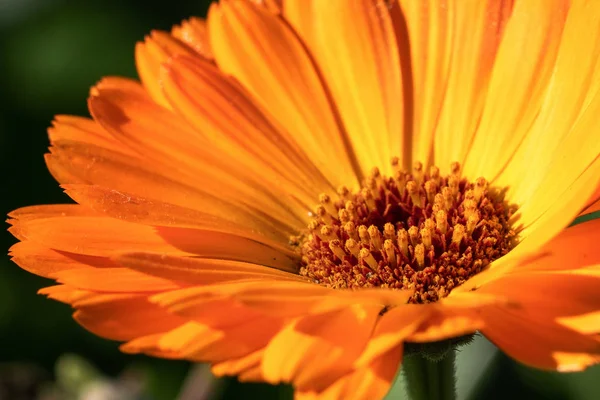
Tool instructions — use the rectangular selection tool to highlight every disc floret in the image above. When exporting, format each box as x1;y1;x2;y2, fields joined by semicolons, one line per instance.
296;160;516;304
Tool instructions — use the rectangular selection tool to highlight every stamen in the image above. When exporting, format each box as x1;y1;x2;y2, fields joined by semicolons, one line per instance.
337;186;350;201
368;225;383;250
360;248;379;271
408;226;420;247
424;180;437;204
415;244;425;269
474;177;487;203
406;181;422;208
329;239;346;261
466;215;479;236
450;161;461;176
345;239;361;259
319;193;337;217
436;210;448;234
338;209;350;224
397;229;409;258
421;227;432;249
319;225;337;242
451;224;465;247
413;161;424;183
358;225;370;245
316;205;333;225
297;160;516;304
383;223;396;240
383;239;397;268
394;170;406;196
344;221;359;241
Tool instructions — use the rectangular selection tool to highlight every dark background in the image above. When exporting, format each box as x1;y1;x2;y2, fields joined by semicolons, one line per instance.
0;1;598;399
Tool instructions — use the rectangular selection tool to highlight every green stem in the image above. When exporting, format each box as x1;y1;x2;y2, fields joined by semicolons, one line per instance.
402;350;456;400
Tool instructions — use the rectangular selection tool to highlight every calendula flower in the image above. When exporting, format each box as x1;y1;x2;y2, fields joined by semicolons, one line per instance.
8;0;600;399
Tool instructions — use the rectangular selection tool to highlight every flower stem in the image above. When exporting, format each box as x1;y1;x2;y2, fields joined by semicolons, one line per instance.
402;350;456;400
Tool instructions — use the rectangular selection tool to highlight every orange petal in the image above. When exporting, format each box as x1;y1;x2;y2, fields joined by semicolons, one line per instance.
454;219;600;293
208;0;360;187
9;208;297;270
161;55;333;205
580;173;600;216
116;252;305;286
297;346;402;400
478;271;600;316
354;305;426;367
46;140;287;243
62;184;292;252
171;17;214;60
462;0;567;179
262;305;381;391
135;30;197;107
479;304;600;371
518;218;600;273
492;0;600;234
73;295;186;341
307;0;406;174
211;349;264;378
48;115;134;155
10;240;115;279
433;0;517;172
123;315;283;364
53;268;179;293
88;78;304;232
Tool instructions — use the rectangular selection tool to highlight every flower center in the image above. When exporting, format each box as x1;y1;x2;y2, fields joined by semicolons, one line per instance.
294;160;517;304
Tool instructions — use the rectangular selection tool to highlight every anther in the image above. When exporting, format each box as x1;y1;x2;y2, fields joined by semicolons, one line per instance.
436;210;448;234
345;201;357;220
424;180;437;204
383;223;396;240
384;239;397;268
450;161;461;177
415;244;425;269
345;239;361;258
420;227;432;249
466;214;480;236
344;221;359;241
361;188;377;211
397;229;409;258
308;220;321;232
406;181;422;208
329;239;346;261
337;186;350;201
442;187;454;210
424;218;436;232
368;225;383;250
394;170;406;196
316;205;332;225
408;226;419;247
430;166;440;185
338;209;350;224
391;156;400;171
448;176;460;197
359;248;379;271
413;161;423;183
358;225;370;245
319;193;337;217
319;225;337;242
451;224;466;246
474;177;487;203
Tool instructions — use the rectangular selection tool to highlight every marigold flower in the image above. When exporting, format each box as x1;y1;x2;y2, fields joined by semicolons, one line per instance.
8;0;600;399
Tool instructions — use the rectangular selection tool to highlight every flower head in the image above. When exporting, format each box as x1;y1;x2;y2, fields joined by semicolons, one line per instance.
8;0;600;399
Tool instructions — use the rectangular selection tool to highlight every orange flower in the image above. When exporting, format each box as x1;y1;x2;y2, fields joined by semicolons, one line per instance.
8;0;600;399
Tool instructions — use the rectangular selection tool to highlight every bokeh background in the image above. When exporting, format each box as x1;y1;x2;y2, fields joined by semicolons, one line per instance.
0;1;598;399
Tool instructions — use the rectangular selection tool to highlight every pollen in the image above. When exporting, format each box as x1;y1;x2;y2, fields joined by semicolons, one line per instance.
295;160;517;304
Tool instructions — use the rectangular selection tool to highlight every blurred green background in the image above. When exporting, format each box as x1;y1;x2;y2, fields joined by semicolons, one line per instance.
0;0;598;399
